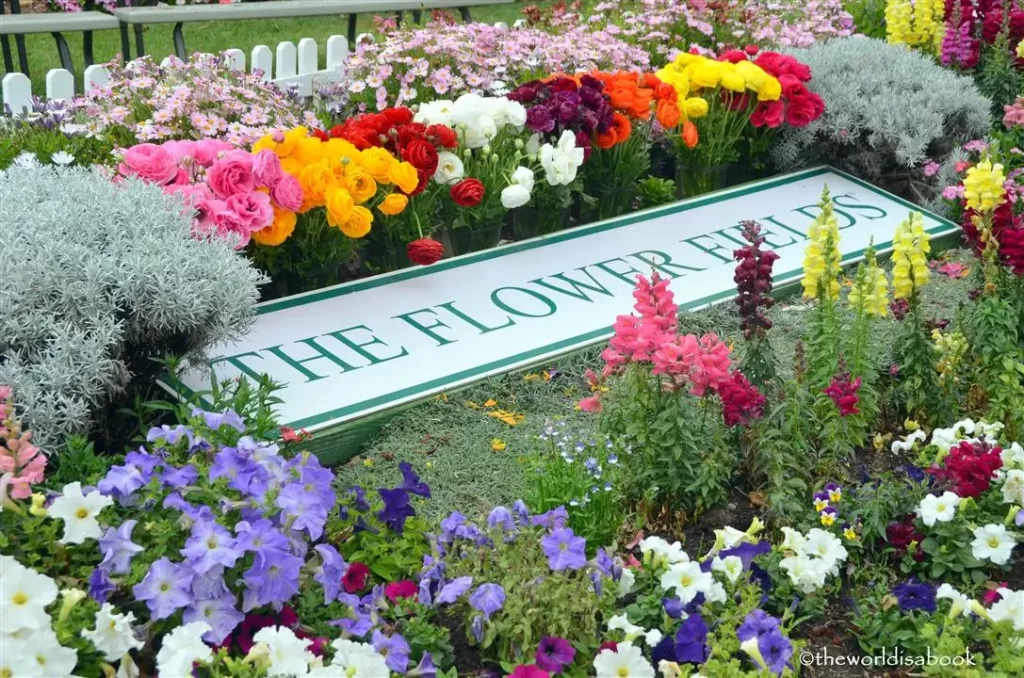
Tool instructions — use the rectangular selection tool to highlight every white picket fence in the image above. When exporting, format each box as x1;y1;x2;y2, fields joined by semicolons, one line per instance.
1;33;355;115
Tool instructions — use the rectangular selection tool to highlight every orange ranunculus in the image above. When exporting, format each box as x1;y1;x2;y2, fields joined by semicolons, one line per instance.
655;81;677;102
610;112;632;142
609;86;635;111
642;73;663;91
595;128;618;149
682;121;699;150
631;89;654;119
251;208;297;246
656;100;681;129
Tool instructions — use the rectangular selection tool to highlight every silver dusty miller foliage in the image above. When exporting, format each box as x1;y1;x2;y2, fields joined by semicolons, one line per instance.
775;37;991;199
0;165;264;449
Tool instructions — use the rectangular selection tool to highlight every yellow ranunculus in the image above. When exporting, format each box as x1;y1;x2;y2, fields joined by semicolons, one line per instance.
251;208;297;246
388;161;420;194
691;61;722;89
280;157;303;177
323;138;361;166
292;136;326;167
325;186;355;227
719;67;746;93
346;170;378;204
378;193;409;216
297;161;338;212
359;147;397;183
683;97;709;119
756;75;782;102
735;60;767;93
253;126;309;159
340;205;373;238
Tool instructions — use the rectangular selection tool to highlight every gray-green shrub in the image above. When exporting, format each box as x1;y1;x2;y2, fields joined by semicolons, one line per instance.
774;37;991;201
0;165;263;449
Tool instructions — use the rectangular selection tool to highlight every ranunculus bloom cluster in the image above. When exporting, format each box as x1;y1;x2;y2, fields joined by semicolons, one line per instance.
930;440;1004;498
732;220;780;339
730;51;825;129
510;74;619;159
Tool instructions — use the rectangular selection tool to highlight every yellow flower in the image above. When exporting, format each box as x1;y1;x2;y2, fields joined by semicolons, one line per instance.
378;193;409;216
359;147;396;183
756;75;782;102
280;157;303;177
963;159;1006;213
683;97;709;119
322;138;360;166
297;162;338;212
324;186;355;227
484;399;497;407
891;212;931;299
719;67;746;93
801;186;842;301
848;250;889;317
345;170;378;204
491;438;507;452
843;526;858;541
251;208;297;246
253;126;309;159
29;493;47;517
388;161;420;194
814;498;830;512
340;205;373;238
820;512;836;527
487;409;524;426
691;61;722;89
363;458;374;467
1017;40;1024;59
292;136;326;167
735;60;768;93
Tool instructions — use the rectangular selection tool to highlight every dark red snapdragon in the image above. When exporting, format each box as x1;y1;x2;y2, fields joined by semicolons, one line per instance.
732;220;780;340
719;371;767;427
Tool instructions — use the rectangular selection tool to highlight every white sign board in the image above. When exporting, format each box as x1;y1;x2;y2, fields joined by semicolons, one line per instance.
170;168;957;431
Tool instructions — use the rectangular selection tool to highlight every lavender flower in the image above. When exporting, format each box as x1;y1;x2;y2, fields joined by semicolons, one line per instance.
160;463;199;489
210;446;269;497
436;576;474;605
98;519;144;574
486;506;515;532
531;506;569;529
146;424;195;447
469;583;506;621
133;557;195;620
181;518;242;574
242;550;303;611
191;565;231;600
183;594;244;645
192;407;245;433
97;464;146;500
314;544;347;604
89;568;116;604
540;528;587;571
372;630;411;673
277;481;330;540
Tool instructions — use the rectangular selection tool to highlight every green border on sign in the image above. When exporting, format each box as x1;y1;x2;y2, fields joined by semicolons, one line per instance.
165;166;960;432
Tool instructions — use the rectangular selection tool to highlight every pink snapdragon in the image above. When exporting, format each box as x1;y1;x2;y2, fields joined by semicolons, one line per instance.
0;386;47;499
1004;97;1024;129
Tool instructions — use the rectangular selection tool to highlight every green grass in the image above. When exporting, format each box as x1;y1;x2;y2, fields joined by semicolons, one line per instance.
333;250;978;520
1;3;531;92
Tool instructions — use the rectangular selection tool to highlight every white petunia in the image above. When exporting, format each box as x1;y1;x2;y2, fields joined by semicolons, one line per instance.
645;629;664;647
433;151;465;184
117;653;141;678
156;622;213;676
329;639;390;677
83;603;144;660
608;613;645;642
917;491;961;527
639;536;688;567
252;626;314;676
804;528;849;573
705;581;727;605
712;555;744;584
892;429;928;453
1001;442;1024;470
780;554;829;594
617;567;636;597
46;481;114;544
936;583;973;619
971;524;1016;565
780;527;806;554
13;626;79;677
593;641;656;678
988;588;1024;631
1001;469;1024;506
659;561;712;603
0;555;58;633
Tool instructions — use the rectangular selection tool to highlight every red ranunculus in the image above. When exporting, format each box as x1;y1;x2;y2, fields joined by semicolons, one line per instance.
779;73;808;99
426;124;458;148
785;96;819;128
403;139;439;174
407;238;445;266
342;562;370;593
383;106;415;127
751;100;785;128
385;580;419;601
719;49;748;63
450;178;485;207
744;44;760;55
312;128;330;141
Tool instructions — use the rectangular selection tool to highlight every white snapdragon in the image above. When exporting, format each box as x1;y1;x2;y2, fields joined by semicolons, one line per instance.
971;524;1016;565
916;491;961;526
46;481;114;544
892;429;927;453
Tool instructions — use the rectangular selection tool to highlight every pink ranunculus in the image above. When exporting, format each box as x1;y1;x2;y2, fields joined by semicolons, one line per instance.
160;140;198;163
226;191;273;232
193;139;235;167
118;143;179;185
270;173;304;212
252;150;283;188
194;196;227;234
212;206;252;248
207;151;255;199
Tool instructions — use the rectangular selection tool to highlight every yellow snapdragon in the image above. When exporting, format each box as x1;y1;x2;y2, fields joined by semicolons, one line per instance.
933;329;969;386
1017;40;1024;59
886;0;945;54
802;186;842;301
891;212;931;299
963;159;1007;213
849;250;890;317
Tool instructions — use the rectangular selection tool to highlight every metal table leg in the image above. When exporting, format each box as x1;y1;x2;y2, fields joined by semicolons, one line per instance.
133;23;144;58
119;24;131;61
458;6;472;22
51;31;74;72
347;14;357;45
172;21;186;59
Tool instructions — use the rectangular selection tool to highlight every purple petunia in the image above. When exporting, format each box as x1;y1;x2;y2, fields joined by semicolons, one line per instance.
99;519;144;574
469;583;505;621
737;610;780;643
89;568;116;604
535;636;576;673
511;500;530;525
125;447;165;476
759;628;794;675
531;506;568;529
181;518;242;574
242;550;303;612
486;506;514;532
377;488;416;534
133;557;194;620
674;613;710;664
720;541;772;570
160;463;199;489
348;486;371;511
192;407;246;433
1015;509;1023;527
540;527;587;571
183;594;245;645
277;481;330;541
436;576;473;605
663;596;684;619
146;424;195;448
372;630;411;673
398;461;431;498
892;578;937;613
191;565;231;600
314;544;347;604
97;464;146;500
234;518;290;554
210;446;269;497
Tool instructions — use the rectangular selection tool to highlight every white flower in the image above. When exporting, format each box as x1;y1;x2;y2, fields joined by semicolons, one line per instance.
0;555;58;633
13;151;39;169
1001;442;1024;470
608;613;645;642
1;625;78;677
617;567;636;597
639;536;688;567
705;581;727;604
658;660;682;678
593;641;656;678
645;629;664;647
501;184;531;209
659;561;712;603
525;132;542;155
156;622;213;677
510;165;535;192
329;639;390;677
988;588;1024;631
780;527;806;554
51;151;75;166
252;626;314;676
971;524;1016;565
892;429;927;453
433;151;465;184
917;491;961;527
780;554;828;594
117;653;141;678
539;130;584;186
712;555;744;584
936;583;973;618
804;528;848;572
83;603;143;660
461;114;498;148
47;481;113;544
1001;469;1024;506
413;99;455;125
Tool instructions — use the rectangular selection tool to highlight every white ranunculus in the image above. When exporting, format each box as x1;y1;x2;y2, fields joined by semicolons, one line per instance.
47;481;113;544
413;99;455;125
972;524;1016;565
510;165;535;192
0;555;58;634
593;642;655;678
917;491;961;527
433;152;465;184
84;603;144;660
500;184;531;209
156;622;213;676
461;113;498;149
659;561;713;603
539;130;585;186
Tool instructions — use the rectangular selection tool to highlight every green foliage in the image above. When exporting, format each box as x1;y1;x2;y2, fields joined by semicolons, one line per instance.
635;175;677;210
0;120;115;170
977;30;1024;116
844;0;887;39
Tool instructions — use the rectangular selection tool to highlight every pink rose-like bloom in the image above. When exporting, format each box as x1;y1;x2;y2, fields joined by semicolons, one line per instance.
194;139;235;167
207;151;255;199
252;150;283;188
161;140;198;163
578;395;603;413
922;160;941;178
226;191;273;232
270;173;304;212
212;205;252;248
119;143;179;185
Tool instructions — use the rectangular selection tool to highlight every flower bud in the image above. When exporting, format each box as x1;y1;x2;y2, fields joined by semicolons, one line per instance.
58;588;87;623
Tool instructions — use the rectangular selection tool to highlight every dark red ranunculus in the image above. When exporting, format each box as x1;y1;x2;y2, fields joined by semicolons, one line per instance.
426;123;459;148
719;49;748;63
450;178;485;208
785;96;819;128
407;238;445;266
383;106;415;127
342;562;371;593
402;139;439;175
751;100;785;128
